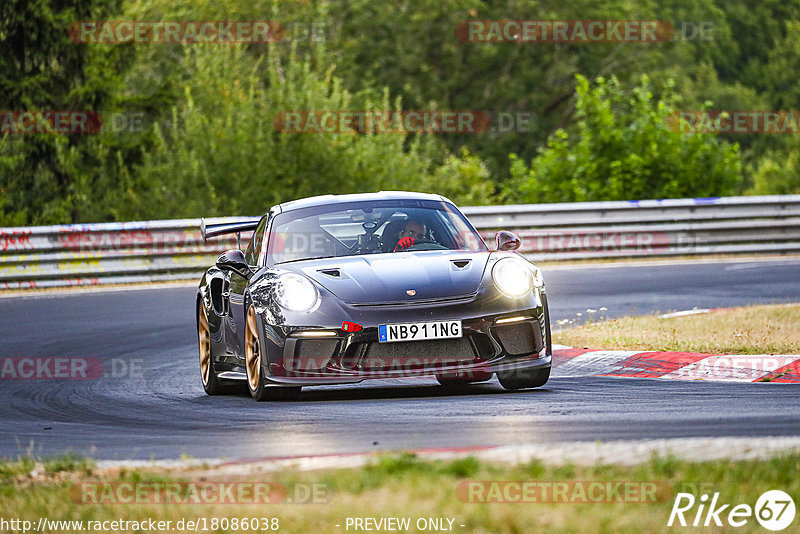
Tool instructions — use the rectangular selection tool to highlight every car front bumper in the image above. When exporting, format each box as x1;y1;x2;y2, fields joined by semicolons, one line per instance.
257;286;552;386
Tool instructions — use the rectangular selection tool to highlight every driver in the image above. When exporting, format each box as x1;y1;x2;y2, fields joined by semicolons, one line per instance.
393;219;427;251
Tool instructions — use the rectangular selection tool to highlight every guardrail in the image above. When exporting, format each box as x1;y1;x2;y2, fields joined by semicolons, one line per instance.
464;194;800;260
2;195;799;289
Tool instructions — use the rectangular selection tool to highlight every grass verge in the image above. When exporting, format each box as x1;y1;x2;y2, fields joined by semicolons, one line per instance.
554;303;800;355
0;452;798;533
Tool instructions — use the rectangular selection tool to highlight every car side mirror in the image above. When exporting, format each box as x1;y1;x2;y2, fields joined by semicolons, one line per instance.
495;231;521;251
216;250;253;279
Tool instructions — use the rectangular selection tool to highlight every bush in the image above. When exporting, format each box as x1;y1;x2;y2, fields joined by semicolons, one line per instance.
506;75;742;203
120;45;442;219
748;149;800;195
416;148;495;206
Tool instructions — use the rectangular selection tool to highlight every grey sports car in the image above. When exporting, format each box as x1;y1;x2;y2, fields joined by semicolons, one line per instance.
197;191;551;400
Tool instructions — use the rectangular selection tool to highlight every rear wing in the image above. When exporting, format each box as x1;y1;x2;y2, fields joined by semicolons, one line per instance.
200;216;261;245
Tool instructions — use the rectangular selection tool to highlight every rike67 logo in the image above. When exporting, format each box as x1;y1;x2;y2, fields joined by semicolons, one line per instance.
668;490;796;530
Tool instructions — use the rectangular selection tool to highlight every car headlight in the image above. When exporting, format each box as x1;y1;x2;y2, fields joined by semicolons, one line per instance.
274;273;320;312
492;258;533;298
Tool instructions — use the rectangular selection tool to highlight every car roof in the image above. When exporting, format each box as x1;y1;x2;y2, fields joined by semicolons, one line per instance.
272;191;453;214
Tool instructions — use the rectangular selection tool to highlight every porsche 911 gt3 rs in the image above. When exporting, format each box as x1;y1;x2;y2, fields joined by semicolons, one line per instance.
197;191;551;400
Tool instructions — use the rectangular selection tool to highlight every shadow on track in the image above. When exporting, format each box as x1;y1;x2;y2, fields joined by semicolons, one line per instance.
223;381;555;403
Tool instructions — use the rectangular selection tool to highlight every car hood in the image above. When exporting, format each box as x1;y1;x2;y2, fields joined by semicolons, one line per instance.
285;251;491;304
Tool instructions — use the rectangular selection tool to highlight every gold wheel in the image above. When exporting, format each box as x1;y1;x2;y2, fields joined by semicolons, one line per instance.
245;306;261;391
198;305;211;386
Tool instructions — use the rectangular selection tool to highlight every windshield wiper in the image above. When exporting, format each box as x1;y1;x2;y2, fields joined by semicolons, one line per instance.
275;256;337;265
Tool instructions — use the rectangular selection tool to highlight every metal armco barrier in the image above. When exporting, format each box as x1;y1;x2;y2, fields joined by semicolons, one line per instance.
0;218;254;290
463;194;800;261
1;195;799;290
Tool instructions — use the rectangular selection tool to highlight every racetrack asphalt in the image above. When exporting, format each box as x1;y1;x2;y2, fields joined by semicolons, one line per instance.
1;258;799;460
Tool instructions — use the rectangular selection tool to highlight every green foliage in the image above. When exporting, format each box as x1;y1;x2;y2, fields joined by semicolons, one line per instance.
506;75;742;203
0;0;132;225
2;0;800;225
330;0;674;178
0;0;121;108
4;452;800;534
42;454;94;475
417;148;495;206
438;456;481;478
121;45;441;219
748;148;800;195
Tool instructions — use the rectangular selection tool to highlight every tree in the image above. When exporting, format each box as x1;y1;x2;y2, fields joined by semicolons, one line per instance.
328;0;680;179
506;74;741;203
122;44;445;219
0;0;132;224
416;148;494;206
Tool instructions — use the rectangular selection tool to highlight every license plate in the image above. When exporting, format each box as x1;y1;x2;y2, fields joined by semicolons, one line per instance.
378;320;462;343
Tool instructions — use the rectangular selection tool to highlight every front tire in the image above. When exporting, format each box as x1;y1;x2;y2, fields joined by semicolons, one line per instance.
245;305;301;401
198;304;229;395
497;366;550;391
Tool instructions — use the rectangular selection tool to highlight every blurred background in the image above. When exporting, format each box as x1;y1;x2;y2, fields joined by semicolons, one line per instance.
1;0;798;225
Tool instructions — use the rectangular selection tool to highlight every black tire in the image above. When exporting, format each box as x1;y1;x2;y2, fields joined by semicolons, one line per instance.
198;303;232;395
245;305;302;401
497;366;550;391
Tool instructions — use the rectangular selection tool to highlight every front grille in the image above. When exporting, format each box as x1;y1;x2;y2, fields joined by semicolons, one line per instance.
493;322;543;356
356;337;479;370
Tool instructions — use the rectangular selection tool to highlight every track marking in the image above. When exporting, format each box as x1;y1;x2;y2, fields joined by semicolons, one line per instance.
553;347;800;383
658;308;719;319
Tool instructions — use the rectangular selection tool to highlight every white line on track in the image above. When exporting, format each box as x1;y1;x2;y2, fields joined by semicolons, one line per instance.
0;281;195;299
658;309;714;319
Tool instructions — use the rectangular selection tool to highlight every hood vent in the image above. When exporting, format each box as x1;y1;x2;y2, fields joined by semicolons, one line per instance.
451;259;471;270
318;268;341;278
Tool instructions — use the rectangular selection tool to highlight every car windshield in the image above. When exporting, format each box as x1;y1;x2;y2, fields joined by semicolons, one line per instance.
266;199;487;265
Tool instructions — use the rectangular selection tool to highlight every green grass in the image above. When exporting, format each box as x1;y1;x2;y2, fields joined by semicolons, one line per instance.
554;303;800;355
0;454;94;484
1;452;798;533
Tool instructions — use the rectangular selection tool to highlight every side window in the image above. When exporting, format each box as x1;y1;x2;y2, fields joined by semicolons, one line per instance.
245;216;268;265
